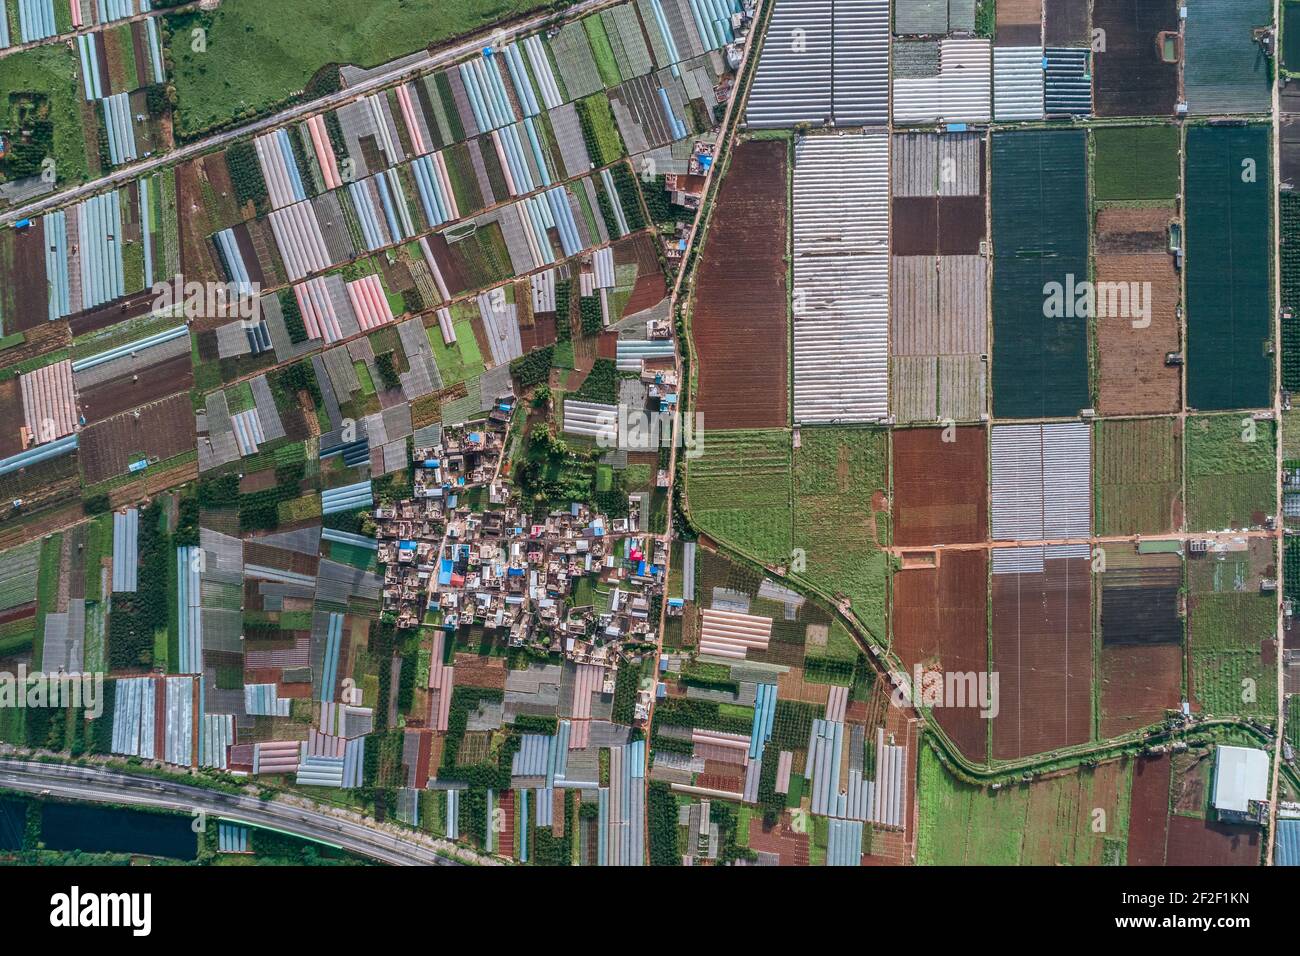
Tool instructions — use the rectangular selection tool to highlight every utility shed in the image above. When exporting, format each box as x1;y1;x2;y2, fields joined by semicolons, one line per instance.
1212;745;1269;821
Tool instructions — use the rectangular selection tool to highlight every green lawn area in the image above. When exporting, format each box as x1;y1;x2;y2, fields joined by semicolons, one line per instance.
429;318;484;386
1093;125;1181;202
1185;414;1276;531
0;45;90;189
165;0;551;139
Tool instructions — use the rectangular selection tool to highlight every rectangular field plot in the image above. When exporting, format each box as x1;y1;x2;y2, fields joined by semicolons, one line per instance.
79;393;196;484
892;550;988;762
990;130;1089;419
1093;207;1181;416
1186;539;1278;719
1185;125;1272;412
893;425;987;546
791;427;889;637
918;747;1133;865
691;138;789;430
1093;125;1180;202
1125;753;1171;865
1093;417;1182;536
1185;414;1276;532
1092;0;1179;117
990;545;1092;759
1098;548;1183;737
687;429;792;566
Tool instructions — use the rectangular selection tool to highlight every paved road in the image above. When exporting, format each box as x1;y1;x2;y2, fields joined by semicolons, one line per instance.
0;0;618;227
0;756;471;866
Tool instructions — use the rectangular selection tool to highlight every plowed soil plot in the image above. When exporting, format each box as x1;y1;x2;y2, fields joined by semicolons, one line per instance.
892;197;985;256
691;139;789;429
79;393;196;484
891;549;989;762
1;221;51;333
1093;0;1179;117
77;353;195;423
1094;211;1181;415
892;425;987;545
991;553;1092;759
0;379;25;458
176;160;220;284
997;0;1043;45
1100;644;1182;738
1126;754;1171;865
1045;0;1090;45
1165;816;1262;866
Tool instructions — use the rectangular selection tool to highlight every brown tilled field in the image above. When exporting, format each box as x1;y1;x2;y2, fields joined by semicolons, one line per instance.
1126;754;1172;865
78;392;197;484
175;160;221;285
691;138;789;429
77;353;195;423
996;0;1044;45
991;553;1093;759
892;425;988;545
0;379;26;458
1095;208;1181;415
1165;816;1262;866
2;220;51;333
1099;643;1183;737
891;549;989;762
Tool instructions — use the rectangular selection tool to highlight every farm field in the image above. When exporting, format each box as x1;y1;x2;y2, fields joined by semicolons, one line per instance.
891;550;988;762
686;429;792;566
1092;126;1181;201
0;45;91;194
1093;207;1181;416
1185;124;1273;412
790;427;890;638
1097;548;1184;737
1093;417;1182;536
1186;539;1278;718
165;0;553;138
690;137;789;429
1185;414;1276;531
991;549;1093;760
1091;0;1180;117
918;746;1133;866
892;426;987;546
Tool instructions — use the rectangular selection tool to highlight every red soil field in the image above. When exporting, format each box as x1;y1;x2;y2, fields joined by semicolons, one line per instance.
892;425;988;545
991;554;1092;759
1094;208;1181;415
2;220;50;333
77;352;195;423
1165;816;1262;866
997;0;1043;45
0;379;26;458
78;392;196;484
690;138;789;429
891;549;989;762
1099;643;1183;738
1127;754;1172;865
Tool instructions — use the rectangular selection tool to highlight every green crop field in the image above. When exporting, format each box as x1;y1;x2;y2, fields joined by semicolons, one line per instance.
0;45;91;189
1187;541;1278;718
791;427;890;639
1094;417;1182;535
918;745;1133;866
429;316;484;387
1185;414;1276;531
165;0;551;139
1093;125;1181;202
687;429;792;565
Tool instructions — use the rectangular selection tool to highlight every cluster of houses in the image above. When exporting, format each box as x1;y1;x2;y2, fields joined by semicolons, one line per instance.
375;408;668;670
